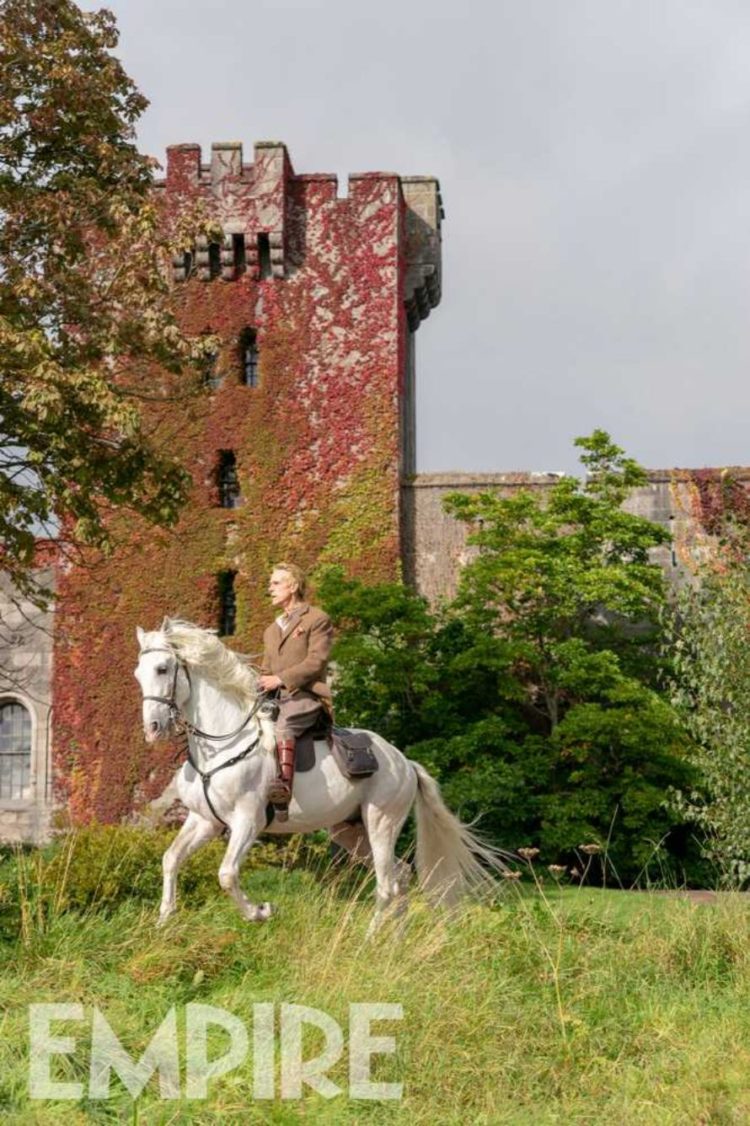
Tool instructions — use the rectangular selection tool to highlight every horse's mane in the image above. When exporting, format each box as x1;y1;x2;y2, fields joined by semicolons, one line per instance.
144;618;259;704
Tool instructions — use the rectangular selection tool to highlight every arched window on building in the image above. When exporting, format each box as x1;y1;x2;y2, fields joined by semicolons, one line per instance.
218;450;240;508
218;571;237;636
0;701;31;800
257;233;272;280
233;234;246;277
208;241;222;280
240;330;259;387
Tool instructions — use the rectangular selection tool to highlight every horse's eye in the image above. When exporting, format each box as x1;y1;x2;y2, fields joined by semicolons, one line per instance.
156;666;168;675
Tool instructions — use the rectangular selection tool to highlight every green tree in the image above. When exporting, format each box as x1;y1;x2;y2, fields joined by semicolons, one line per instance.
443;431;695;876
320;433;701;882
667;540;750;884
445;430;670;712
0;0;210;598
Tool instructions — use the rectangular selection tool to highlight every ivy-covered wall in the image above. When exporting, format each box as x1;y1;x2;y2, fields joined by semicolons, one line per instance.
52;141;443;823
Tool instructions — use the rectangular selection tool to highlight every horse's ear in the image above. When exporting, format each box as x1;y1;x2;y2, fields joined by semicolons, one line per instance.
136;626;146;649
161;616;171;634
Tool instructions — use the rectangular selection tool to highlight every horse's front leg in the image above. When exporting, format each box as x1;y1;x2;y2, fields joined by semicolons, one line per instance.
159;811;221;925
218;805;274;922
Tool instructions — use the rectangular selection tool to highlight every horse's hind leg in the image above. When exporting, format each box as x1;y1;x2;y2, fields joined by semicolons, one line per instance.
218;807;274;922
159;812;220;924
330;820;373;864
361;802;413;939
330;820;412;887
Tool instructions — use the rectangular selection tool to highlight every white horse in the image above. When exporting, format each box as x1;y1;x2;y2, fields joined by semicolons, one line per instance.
135;619;506;931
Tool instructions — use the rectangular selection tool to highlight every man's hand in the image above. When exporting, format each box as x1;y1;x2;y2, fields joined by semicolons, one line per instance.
259;674;283;692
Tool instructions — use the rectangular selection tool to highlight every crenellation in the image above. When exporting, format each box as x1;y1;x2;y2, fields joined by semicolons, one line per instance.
165;143;201;191
161;144;442;305
402;177;442;330
210;141;243;188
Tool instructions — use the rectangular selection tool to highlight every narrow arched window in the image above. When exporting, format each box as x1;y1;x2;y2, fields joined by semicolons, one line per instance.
233;234;246;277
257;233;272;280
218;572;237;636
0;701;31;800
208;241;222;280
218;450;240;508
240;330;259;387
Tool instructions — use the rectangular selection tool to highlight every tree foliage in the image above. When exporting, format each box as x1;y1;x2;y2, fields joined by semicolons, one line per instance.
0;0;211;597
320;433;701;883
667;540;750;884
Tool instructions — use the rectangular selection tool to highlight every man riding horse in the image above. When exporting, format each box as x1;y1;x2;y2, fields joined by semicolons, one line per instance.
258;562;334;820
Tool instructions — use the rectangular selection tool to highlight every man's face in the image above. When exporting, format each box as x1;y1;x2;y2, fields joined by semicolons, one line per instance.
268;569;297;608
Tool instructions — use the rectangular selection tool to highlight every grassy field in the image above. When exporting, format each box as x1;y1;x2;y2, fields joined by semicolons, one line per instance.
2;832;750;1124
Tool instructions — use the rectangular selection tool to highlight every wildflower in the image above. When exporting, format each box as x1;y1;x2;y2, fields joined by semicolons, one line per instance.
578;843;602;855
503;870;522;880
570;867;581;878
547;864;566;876
517;847;540;861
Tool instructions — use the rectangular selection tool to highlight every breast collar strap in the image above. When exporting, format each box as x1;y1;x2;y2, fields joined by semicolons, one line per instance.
185;734;262;829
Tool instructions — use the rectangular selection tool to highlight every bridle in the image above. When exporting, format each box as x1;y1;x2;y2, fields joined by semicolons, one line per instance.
139;646;266;742
138;644;273;829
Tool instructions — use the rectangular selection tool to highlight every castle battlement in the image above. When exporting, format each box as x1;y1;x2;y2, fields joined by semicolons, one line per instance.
155;139;442;327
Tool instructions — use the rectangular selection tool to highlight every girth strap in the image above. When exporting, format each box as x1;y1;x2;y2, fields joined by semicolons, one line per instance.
186;736;274;831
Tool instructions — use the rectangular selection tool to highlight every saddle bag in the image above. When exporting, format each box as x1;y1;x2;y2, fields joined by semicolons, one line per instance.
330;727;379;779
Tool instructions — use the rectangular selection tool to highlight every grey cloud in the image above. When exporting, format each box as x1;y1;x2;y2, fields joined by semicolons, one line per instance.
96;0;750;472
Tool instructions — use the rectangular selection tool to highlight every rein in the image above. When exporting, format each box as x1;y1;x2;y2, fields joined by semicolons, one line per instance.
139;645;271;829
140;646;265;742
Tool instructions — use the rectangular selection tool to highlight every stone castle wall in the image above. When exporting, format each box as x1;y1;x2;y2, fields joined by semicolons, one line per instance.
404;468;749;605
0;567;54;843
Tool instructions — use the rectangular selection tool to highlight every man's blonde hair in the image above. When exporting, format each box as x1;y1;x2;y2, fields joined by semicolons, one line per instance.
273;562;307;599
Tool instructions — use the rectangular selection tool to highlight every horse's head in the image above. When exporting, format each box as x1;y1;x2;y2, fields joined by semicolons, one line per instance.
134;622;191;743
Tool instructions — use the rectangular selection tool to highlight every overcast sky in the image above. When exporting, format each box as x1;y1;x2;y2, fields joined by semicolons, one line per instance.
97;0;750;474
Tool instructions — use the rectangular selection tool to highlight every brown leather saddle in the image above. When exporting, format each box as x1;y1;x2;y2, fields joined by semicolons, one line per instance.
294;721;379;780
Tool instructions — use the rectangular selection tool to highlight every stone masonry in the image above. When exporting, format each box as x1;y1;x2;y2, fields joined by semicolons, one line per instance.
0;566;54;843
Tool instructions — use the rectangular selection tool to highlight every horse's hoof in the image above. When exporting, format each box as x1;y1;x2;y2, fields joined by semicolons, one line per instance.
246;901;274;922
156;910;175;928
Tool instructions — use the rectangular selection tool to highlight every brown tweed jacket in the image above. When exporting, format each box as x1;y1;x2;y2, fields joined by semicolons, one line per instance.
261;603;333;700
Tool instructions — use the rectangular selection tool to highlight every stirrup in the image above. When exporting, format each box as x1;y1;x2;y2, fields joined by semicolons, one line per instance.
267;777;291;803
270;787;290;822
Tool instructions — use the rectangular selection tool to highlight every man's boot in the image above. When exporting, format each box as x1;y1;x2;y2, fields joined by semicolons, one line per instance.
268;739;296;821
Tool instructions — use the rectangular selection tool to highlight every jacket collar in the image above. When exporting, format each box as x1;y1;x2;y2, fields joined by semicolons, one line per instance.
277;602;309;642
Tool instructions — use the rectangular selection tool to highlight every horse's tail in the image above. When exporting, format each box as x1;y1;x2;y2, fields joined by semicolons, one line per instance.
411;761;511;907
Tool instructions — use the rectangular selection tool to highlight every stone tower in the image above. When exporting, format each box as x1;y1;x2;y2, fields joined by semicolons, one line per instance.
49;140;443;824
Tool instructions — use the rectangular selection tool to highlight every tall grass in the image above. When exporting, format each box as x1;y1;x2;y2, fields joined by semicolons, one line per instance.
1;829;750;1123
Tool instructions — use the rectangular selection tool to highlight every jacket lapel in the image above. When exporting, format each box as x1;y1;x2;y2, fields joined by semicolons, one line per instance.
277;603;308;649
